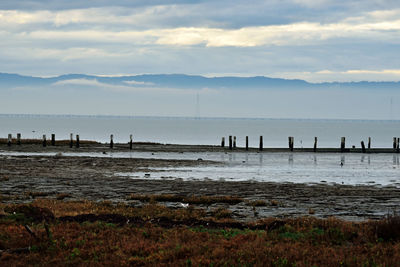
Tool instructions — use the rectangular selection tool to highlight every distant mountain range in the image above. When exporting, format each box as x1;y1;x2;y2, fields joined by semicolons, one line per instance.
1;72;399;90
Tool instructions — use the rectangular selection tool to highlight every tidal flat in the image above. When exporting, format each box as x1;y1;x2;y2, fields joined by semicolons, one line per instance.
1;142;399;222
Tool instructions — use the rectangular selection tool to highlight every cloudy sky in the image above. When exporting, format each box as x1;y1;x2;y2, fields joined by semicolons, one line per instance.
1;0;400;82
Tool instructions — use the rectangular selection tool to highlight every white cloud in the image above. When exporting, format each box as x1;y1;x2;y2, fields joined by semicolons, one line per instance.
123;80;154;86
274;69;400;82
53;78;103;87
1;11;395;48
52;78;216;94
2;5;400;82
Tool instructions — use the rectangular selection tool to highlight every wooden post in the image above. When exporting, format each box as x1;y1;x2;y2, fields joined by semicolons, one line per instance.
76;135;80;148
313;137;317;152
130;134;133;150
398;138;400;153
70;134;73;148
43;135;47;147
110;134;114;149
288;137;294;151
17;133;21;145
393;137;397;149
246;136;249;151
233;136;236;149
361;141;366;153
7;134;12;146
259;136;263;151
51;134;55;146
229;135;232;150
341;137;345;152
368;137;371;149
221;137;225;147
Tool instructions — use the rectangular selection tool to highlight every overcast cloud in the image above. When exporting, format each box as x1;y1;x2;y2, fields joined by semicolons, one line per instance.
1;0;400;82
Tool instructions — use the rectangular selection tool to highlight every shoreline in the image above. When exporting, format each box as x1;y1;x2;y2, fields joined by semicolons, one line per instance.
1;140;400;153
1;151;399;222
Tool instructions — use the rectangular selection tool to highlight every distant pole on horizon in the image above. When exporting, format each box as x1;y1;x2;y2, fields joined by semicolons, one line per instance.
195;93;200;119
390;97;394;120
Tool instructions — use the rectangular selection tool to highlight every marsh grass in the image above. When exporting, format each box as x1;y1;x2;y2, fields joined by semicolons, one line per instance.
127;193;244;205
1;199;400;266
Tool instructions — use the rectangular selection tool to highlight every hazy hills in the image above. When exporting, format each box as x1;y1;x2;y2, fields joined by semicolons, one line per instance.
1;72;399;90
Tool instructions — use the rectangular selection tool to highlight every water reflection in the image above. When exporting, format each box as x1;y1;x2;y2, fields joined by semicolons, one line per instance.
288;154;293;166
340;155;345;166
394;155;400;166
3;150;400;186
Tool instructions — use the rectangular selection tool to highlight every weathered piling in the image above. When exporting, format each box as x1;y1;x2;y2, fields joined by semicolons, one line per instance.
42;135;46;147
110;134;114;149
229;136;232;150
221;137;225;147
233;136;236;149
17;133;21;145
341;137;346;152
246;136;249;151
393;137;397;149
51;134;55;146
130;135;133;150
70;133;73;148
7;134;12;146
398;138;400;153
76;135;80;148
368;137;371;149
361;141;366;153
288;136;294;151
259;136;263;151
313;137;318;152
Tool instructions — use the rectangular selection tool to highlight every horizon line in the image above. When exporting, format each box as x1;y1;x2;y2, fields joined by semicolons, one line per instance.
0;113;399;123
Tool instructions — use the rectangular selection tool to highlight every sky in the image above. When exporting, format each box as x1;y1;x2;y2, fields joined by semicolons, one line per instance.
1;0;400;82
1;0;400;119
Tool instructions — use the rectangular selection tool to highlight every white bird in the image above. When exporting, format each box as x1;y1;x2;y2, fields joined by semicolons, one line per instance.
179;203;189;208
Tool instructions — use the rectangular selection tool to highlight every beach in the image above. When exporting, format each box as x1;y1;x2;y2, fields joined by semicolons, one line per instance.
1;142;399;222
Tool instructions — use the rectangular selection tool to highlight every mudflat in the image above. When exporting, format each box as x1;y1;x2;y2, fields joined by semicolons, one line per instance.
1;143;399;222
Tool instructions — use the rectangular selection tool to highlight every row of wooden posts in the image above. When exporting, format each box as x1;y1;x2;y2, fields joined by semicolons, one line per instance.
221;136;307;151
222;135;399;153
5;133;400;152
6;133;134;150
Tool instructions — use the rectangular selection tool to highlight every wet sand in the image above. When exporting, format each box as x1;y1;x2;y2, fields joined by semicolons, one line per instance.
1;143;400;222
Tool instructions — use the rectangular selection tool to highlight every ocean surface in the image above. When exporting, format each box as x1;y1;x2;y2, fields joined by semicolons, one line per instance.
1;114;400;148
1;115;400;185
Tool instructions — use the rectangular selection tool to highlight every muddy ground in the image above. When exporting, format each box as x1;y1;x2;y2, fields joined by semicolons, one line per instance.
1;143;400;222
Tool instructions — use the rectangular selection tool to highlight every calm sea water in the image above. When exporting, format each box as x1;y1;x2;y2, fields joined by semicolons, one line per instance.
1;115;400;148
1;150;399;186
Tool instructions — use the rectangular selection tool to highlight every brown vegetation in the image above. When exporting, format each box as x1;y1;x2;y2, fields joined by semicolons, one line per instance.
1;199;400;266
127;193;244;205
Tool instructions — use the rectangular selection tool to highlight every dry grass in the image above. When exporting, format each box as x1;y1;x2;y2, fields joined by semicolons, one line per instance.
127;193;244;205
1;199;400;266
